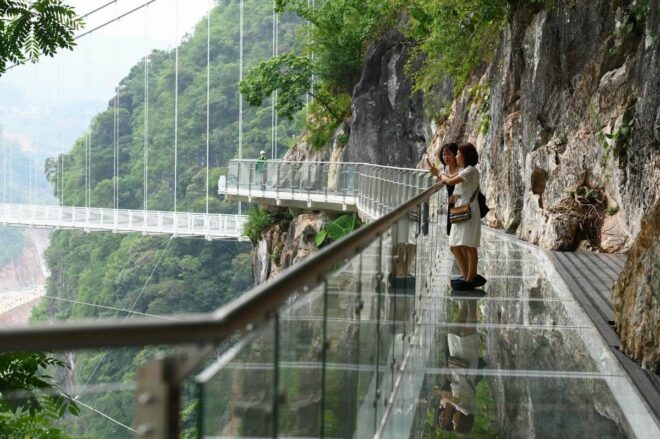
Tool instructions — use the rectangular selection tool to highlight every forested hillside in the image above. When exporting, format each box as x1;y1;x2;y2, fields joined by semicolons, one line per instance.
31;1;300;436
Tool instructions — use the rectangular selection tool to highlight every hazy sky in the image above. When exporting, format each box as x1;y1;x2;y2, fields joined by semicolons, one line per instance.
0;0;212;153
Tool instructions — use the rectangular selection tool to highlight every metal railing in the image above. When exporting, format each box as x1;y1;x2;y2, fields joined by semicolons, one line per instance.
0;203;247;240
0;180;446;438
226;160;433;219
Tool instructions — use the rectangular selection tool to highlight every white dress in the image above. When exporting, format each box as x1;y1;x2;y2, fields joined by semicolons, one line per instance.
448;166;481;248
447;332;480;414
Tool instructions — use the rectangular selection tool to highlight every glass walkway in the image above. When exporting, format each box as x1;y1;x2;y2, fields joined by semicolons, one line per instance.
1;161;657;438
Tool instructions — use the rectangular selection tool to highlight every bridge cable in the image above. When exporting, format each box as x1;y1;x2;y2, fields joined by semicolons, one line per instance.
238;0;243;216
275;7;279;158
75;399;136;434
174;0;179;213
113;0;119;210
57;53;64;207
206;0;211;219
8;132;12;204
3;0;163;73
85;35;91;210
43;295;175;320
271;1;277;159
2;130;5;204
80;237;173;392
143;4;150;215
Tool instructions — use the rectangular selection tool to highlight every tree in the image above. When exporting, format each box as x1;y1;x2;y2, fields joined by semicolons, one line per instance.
0;352;80;438
0;0;83;75
240;0;401;147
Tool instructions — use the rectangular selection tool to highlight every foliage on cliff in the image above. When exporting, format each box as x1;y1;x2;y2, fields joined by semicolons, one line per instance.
241;0;554;133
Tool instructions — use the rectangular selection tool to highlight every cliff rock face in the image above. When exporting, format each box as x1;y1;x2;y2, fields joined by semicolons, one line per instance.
428;0;659;251
341;30;430;167
613;200;659;372
0;229;49;292
253;212;330;284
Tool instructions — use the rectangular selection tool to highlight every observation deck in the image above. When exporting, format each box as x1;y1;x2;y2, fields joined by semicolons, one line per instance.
1;161;657;438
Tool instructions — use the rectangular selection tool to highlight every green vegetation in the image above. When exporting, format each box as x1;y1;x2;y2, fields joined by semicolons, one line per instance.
599;102;635;169
423;379;499;438
405;0;510;92
242;0;401;148
243;207;274;243
242;0;557;148
0;0;83;74
315;213;360;248
0;352;80;438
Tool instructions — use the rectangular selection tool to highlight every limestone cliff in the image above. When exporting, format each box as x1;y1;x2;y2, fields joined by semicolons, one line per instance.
0;229;49;292
426;0;659;252
613;200;659;372
252;210;330;285
286;1;659;253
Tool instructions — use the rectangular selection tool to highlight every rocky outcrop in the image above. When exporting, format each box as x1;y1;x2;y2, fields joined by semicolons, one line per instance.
0;229;49;292
284;122;349;163
341;30;430;167
427;0;659;251
252;211;331;284
613;200;660;372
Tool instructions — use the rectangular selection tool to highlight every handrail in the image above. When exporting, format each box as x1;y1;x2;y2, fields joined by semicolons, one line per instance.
0;182;443;353
230;158;431;174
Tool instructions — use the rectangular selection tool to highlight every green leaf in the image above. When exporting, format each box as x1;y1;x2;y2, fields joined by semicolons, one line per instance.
314;229;328;247
325;214;356;241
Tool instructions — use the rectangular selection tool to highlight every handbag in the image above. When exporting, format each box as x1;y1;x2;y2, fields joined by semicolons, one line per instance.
449;187;479;224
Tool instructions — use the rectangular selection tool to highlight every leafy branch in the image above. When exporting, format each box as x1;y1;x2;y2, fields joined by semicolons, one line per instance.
0;0;84;75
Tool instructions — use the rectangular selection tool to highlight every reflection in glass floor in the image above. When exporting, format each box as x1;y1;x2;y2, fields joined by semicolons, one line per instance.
396;229;659;439
196;225;659;438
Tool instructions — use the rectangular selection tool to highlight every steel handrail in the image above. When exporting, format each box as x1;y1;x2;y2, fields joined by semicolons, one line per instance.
229;159;430;174
0;182;443;353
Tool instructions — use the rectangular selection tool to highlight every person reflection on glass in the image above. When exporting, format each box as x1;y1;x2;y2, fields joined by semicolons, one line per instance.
437;296;483;435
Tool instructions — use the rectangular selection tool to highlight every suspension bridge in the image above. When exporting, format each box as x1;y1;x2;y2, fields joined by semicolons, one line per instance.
0;0;299;240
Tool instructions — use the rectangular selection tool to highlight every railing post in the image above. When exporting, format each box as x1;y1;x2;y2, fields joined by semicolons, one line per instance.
133;356;174;438
276;162;281;202
248;163;253;197
133;346;211;438
306;162;312;204
324;163;328;202
236;161;241;194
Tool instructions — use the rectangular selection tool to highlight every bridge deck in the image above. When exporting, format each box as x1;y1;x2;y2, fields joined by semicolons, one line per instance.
0;203;247;240
547;250;660;420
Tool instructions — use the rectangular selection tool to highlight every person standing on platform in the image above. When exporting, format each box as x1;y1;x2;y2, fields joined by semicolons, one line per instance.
439;143;486;290
256;150;267;190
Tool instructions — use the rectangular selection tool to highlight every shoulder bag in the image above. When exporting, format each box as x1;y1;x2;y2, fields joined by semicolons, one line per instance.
449;187;479;224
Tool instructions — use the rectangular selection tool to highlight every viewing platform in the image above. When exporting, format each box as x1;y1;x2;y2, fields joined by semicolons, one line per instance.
3;162;658;437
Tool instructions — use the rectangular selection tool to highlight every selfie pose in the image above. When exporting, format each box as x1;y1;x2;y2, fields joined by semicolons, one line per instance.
438;143;486;290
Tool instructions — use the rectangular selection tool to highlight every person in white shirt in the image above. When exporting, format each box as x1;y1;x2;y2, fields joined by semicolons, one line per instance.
439;143;486;291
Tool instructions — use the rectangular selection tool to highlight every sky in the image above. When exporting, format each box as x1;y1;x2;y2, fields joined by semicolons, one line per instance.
0;0;212;154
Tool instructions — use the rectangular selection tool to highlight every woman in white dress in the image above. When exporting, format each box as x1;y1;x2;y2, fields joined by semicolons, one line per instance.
439;143;485;290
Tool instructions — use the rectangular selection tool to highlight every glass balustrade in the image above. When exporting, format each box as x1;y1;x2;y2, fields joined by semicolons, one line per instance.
225;160;433;218
2;168;658;438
